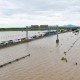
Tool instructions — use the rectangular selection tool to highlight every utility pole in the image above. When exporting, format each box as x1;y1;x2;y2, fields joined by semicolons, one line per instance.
56;25;59;43
26;26;28;39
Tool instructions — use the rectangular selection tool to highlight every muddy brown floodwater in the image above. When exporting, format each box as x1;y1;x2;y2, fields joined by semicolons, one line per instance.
0;32;80;80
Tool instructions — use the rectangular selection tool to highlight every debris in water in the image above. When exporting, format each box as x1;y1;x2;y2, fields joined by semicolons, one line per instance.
74;62;78;65
27;54;30;56
64;51;67;55
61;57;67;63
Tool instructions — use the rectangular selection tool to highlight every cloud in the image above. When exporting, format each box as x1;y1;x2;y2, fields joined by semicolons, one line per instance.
0;0;80;27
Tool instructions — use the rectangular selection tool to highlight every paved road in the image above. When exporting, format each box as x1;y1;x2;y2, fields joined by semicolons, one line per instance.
0;32;80;80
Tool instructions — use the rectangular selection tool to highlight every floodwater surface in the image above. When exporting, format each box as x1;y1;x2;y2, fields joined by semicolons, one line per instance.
0;31;45;42
0;32;80;80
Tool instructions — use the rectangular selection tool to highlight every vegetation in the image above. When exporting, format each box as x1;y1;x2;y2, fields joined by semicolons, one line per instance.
0;27;79;31
0;28;26;31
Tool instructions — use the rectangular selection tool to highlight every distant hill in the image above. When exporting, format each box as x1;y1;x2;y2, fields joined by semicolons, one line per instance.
60;24;79;28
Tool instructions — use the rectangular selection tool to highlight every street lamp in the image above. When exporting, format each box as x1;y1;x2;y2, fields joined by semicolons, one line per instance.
56;25;59;43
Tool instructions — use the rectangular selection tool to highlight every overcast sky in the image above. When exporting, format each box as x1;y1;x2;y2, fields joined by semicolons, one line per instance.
0;0;80;27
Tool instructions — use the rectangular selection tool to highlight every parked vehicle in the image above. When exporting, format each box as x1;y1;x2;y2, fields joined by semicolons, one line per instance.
28;37;33;40
13;39;20;44
32;35;37;39
0;41;8;47
18;39;21;42
8;40;13;44
0;42;5;46
21;38;27;42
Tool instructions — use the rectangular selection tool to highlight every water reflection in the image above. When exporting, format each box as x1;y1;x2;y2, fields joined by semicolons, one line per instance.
56;42;59;47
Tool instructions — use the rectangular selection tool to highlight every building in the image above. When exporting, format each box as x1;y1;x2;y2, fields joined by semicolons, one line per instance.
40;25;48;30
31;25;39;30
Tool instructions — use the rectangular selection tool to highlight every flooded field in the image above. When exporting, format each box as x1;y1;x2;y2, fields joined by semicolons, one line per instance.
0;32;80;80
0;31;45;42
